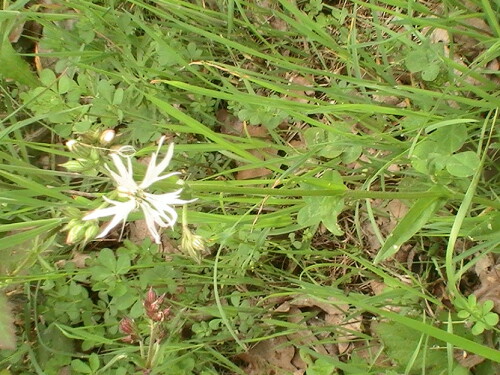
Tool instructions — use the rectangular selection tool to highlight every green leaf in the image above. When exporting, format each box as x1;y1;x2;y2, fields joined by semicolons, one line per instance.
432;125;468;154
98;248;117;272
457;310;470;319
0;292;16;350
321;197;345;235
115;254;131;274
58;74;72;94
39;68;57;86
405;50;427;73
374;321;467;375
484;312;499;326
297;200;324;227
71;359;92;374
89;353;100;372
421;64;440;81
0;38;39;87
374;195;444;264
446;151;480;177
471;322;485;336
481;299;493;313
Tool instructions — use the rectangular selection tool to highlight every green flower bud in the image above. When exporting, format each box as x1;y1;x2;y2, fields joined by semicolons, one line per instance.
66;223;87;244
83;224;100;243
60;160;89;172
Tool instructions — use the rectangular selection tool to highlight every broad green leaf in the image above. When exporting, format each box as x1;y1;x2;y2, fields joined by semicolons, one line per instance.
446;151;480;177
432;125;467;154
71;359;92;374
0;292;16;350
421;64;440;81
297;202;324;227
484;313;499;326
0;38;39;87
374;321;468;375
89;353;100;373
467;211;500;241
297;170;345;231
322;197;345;236
374;195;444;264
97;248;117;272
39;68;57;86
115;254;131;275
406;50;427;73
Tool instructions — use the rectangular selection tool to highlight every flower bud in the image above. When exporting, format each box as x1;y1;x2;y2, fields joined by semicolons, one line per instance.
119;317;136;335
83;224;100;243
66;139;78;152
66;223;87;244
60;159;89;172
145;287;157;306
99;129;116;145
89;148;100;162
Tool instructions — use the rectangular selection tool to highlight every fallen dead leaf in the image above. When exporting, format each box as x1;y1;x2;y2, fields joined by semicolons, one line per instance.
238;336;300;375
473;253;500;314
453;349;485;369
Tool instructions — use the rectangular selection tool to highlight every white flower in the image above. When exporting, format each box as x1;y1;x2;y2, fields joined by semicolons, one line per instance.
83;136;195;244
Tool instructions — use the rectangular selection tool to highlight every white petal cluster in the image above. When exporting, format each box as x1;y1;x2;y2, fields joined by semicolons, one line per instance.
83;136;194;244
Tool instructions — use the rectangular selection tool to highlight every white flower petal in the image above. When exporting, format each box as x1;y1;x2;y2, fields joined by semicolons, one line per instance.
108;154;138;193
140;203;163;244
83;198;136;239
145;190;197;205
142;199;176;228
140;141;175;189
84;140;195;243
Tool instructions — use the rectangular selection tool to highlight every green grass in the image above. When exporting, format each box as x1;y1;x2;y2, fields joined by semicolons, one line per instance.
1;0;499;374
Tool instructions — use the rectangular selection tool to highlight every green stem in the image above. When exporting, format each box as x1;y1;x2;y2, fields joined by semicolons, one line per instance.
144;321;157;369
190;183;445;199
186;183;500;208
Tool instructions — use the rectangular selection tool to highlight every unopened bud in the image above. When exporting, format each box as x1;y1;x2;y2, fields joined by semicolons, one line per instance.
66;223;87;244
145;287;157;306
83;224;100;243
66;139;78;152
99;129;115;145
60;159;89;172
119;317;136;335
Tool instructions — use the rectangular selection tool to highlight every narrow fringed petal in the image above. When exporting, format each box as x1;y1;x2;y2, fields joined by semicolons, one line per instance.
84;138;195;243
83;198;136;239
140;139;176;189
107;154;139;194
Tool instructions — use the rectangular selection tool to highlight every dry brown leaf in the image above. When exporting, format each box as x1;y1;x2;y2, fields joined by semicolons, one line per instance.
387;200;409;232
277;295;361;360
216;109;276;179
128;220;154;244
473;254;500;314
238;336;300;375
453;350;485;369
55;252;90;269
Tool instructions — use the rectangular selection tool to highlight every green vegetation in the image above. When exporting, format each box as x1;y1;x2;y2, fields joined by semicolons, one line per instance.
1;0;499;374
